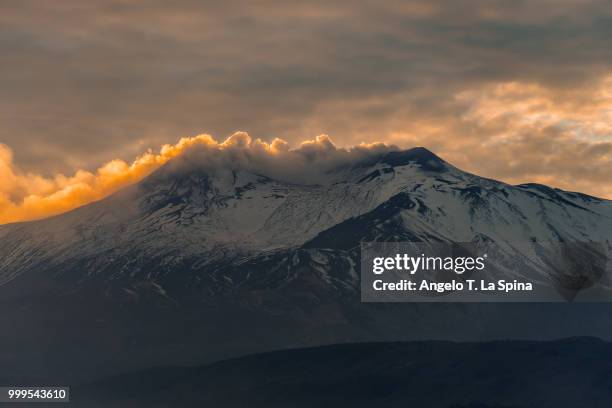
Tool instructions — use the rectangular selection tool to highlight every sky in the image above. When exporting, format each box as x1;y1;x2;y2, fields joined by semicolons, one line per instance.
1;0;612;223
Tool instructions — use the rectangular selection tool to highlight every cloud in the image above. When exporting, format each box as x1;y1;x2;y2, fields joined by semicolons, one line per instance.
310;75;612;200
445;77;612;197
2;0;612;173
0;133;394;224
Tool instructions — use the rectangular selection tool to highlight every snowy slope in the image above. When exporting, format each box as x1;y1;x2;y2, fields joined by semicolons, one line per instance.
0;147;610;293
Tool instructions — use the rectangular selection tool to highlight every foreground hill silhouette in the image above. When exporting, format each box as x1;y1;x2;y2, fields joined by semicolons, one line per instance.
73;338;611;408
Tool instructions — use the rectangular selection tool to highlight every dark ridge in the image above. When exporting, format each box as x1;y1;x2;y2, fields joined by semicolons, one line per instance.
517;183;560;196
517;183;604;202
515;183;596;212
303;192;423;250
357;169;382;183
72;338;612;408
381;147;447;172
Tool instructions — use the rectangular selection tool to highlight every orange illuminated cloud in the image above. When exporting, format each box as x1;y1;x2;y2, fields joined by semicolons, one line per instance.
0;134;220;224
0;133;391;224
447;78;612;195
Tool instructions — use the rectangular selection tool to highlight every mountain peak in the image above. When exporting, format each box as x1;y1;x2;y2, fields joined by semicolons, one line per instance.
381;147;447;172
135;144;450;193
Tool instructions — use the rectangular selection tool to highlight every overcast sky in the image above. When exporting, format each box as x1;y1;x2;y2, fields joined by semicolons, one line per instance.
1;0;612;213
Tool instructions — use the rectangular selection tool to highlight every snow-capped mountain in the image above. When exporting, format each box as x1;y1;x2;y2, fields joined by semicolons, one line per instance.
0;147;611;295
